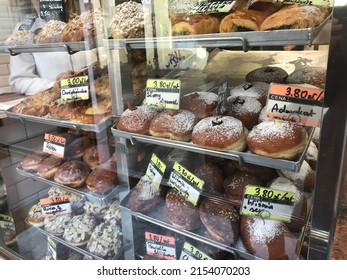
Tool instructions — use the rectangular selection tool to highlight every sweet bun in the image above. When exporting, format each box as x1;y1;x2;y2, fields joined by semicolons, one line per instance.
164;188;201;231
245;66;288;84
83;144;113;169
34;20;66;44
127;176;164;214
286;66;326;89
246;120;308;160
227;96;263;130
180;91;219;119
27;202;45;227
192;116;248;151
240;215;298;260
223;171;264;208
86;168;118;194
149;109;198;141
36;155;66;179
63;214;97;246
277;160;315;193
83;201;109;220
115;104;158;134
54;160;91;188
229;82;269;107
194;162;224;195
21;152;50;171
199;198;240;245
44;214;72;237
4;30;34;46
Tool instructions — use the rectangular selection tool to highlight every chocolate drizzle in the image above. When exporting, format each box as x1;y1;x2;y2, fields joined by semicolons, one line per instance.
212;117;223;126
243;83;253;90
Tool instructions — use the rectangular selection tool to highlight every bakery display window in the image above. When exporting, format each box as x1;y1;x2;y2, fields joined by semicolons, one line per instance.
0;0;346;260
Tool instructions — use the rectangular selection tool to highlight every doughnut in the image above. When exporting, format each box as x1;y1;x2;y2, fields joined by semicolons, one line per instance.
286;66;326;89
103;200;122;224
21;152;50;171
63;214;97;247
53;160;91;188
194;162;224;195
268;176;308;228
245;66;288;84
229;82;269;106
44;214;72;237
227;96;263;130
199;198;240;245
65;136;94;160
27;202;45;227
233;161;277;181
192;116;248;151
223;171;264;208
110;1;145;39
36;155;66;179
83;144;113;169
86;167;118;194
83;201;109;220
115;104;158;134
164;188;201;231
277;160;315;193
127;176;164;214
86;221;123;258
180;91;219;119
240;215;298;260
149;109;198;141
246;120;308;160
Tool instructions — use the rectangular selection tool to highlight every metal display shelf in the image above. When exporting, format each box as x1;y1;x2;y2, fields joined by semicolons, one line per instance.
5;110;113;133
105;16;331;52
111;126;315;173
16;166;120;204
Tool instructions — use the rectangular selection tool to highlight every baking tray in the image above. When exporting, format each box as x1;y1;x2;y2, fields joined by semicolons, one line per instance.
5;110;113;133
105;14;332;52
16;166;120;204
111;126;314;173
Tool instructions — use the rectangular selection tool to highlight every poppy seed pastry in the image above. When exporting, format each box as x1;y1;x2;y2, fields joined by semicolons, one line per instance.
245;66;288;84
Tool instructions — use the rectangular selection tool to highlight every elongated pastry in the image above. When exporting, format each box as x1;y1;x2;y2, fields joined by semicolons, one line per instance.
220;9;272;32
260;4;330;31
172;14;221;36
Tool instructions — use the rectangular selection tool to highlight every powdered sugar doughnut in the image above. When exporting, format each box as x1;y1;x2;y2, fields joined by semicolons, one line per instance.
240;215;298;260
115;104;158;134
149;109;198;141
192;116;248;151
180;91;219;119
286;67;326;89
245;66;288;84
246;120;308;160
229;82;269;106
227;96;263;129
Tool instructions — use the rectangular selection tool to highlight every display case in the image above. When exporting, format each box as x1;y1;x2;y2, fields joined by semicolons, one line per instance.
0;0;346;260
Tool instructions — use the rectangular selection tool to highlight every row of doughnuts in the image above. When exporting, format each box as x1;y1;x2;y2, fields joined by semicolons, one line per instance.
27;189;122;259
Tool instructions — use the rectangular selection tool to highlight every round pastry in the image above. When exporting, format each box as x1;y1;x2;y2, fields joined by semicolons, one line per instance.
115;104;158;134
103;200;122;224
21;152;50;171
192;116;248;151
83;144;113;169
199;198;240;245
163;148;199;178
268;177;308;228
305;141;318;170
4;30;34;46
223;171;264;208
240;215;298;260
83;201;109;220
127;175;164;214
229;81;269;107
149;109;198;142
277;160;315;193
286;66;326;89
86;221;123;258
65;136;94;160
54;160;91;188
164;188;201;231
194;162;224;195
44;214;72;236
36;155;66;179
246;120;308;160
27;202;44;227
227;96;263;130
180;91;219;119
34;20;66;44
110;1;144;39
245;66;288;84
86;168;118;194
63;214;97;246
233;161;277;181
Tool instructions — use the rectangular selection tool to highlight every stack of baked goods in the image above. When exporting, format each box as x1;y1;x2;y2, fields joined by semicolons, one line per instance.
4;30;35;46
